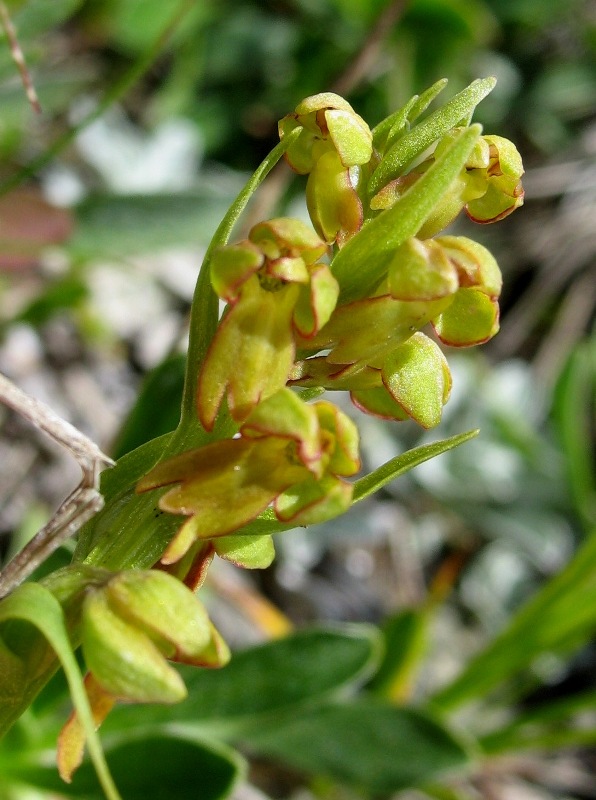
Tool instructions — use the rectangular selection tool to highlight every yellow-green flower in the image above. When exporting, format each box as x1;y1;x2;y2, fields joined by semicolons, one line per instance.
198;218;337;430
138;389;360;565
279;94;373;246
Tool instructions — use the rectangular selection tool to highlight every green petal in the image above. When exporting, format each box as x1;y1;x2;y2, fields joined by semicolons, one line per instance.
279;118;317;174
210;241;263;302
197;278;298;429
465;178;524;223
325;108;373;167
275;474;353;524
249;217;328;265
267;255;309;284
432;287;500;346
294;91;355;117
484;134;524;178
241;387;321;469
314;401;361;476
435;235;502;297
214;534;275;569
382;333;452;429
388;237;459;301
351;387;410;421
293;263;339;337
306;149;363;246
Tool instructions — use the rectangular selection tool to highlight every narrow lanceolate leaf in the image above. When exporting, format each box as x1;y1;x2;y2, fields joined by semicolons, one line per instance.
353;430;479;503
480;688;596;755
0;583;121;800
552;339;596;532
333;125;482;304
431;530;596;711
369;77;495;195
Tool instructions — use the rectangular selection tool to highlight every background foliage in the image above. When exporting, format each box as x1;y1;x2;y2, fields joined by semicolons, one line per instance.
0;1;595;798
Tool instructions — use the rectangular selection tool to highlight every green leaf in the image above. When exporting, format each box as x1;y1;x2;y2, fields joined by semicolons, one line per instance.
245;699;470;794
431;531;596;711
480;689;596;755
353;429;479;504
7;733;242;800
551;337;596;532
104;625;381;737
367;608;430;700
0;584;121;800
332;124;482;304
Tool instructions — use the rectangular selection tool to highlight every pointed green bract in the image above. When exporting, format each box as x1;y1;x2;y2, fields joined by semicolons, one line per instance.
332;124;483;303
369;77;496;195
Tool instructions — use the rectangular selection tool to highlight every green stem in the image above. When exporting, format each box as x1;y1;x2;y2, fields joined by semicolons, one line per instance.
0;0;195;197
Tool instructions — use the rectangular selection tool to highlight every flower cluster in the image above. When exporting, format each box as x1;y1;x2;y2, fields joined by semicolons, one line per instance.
138;388;360;572
137;79;523;588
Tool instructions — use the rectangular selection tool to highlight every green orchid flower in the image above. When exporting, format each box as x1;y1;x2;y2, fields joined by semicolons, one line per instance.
370;130;524;237
57;569;229;782
279;92;373;174
198;218;337;430
137;389;360;566
279;93;373;247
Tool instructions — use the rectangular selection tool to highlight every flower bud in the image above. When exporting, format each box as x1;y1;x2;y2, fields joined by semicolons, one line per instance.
81;570;225;704
465;134;524;222
279;92;373;174
351;332;451;428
